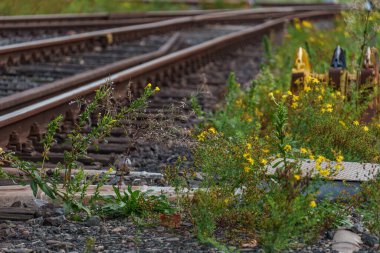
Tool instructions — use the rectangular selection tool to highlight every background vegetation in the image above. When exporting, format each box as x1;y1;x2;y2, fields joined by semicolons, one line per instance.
0;0;352;15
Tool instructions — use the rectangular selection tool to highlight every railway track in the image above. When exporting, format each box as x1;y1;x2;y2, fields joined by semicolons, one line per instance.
3;5;376;215
0;5;345;47
0;10;222;46
0;6;338;114
0;8;340;170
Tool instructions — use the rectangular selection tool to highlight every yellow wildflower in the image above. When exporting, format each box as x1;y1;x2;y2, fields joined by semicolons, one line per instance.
300;148;308;154
316;155;326;164
353;120;359;126
287;91;293;96
146;83;152;88
224;198;230;205
155;86;160;92
291;102;298;109
260;158;268;166
336;155;344;163
363;126;369;132
247;157;255;165
302;20;312;28
284;144;292;152
243;153;250;159
294;174;301;181
317;95;323;101
326;108;333;113
293;95;299;101
334;164;342;170
244;167;251;173
262;149;270;153
108;168;114;173
304;85;311;92
282;94;288;100
268;92;275;100
339;121;346;127
197;131;207;142
319;169;330;177
309;155;315;160
309;200;317;208
208;127;217;134
246;143;252;150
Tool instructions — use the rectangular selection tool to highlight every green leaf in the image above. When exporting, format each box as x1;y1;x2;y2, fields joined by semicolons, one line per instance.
30;181;38;197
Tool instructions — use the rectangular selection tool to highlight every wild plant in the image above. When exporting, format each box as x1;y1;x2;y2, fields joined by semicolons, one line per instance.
0;80;172;218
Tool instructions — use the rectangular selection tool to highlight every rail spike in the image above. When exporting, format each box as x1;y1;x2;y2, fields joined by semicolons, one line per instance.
360;47;379;87
7;131;21;152
328;45;348;94
291;47;311;92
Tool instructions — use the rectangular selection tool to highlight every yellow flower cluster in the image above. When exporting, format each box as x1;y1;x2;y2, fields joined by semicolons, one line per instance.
309;200;317;208
299;147;314;160
321;103;333;113
293;18;312;30
334;153;344;170
284;144;292;152
197;127;218;142
315;155;329;177
146;83;160;92
260;158;268;166
243;143;255;171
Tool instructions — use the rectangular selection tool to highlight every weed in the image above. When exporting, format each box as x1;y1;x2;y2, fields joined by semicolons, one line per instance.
0;80;170;219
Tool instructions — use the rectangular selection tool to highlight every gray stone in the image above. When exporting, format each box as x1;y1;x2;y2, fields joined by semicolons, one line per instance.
326;230;335;240
26;217;44;225
166;237;180;242
361;233;379;247
4;249;33;253
86;216;101;227
43;215;66;226
352;223;364;234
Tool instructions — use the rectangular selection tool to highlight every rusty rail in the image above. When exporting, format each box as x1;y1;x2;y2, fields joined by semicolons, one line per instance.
0;17;172;30
0;6;343;68
0;33;180;113
0;10;339;147
0;10;218;24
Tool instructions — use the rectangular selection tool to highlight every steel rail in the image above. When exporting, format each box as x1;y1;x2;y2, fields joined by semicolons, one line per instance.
0;33;180;113
0;17;171;30
0;10;339;147
0;6;343;68
0;10;218;24
0;12;290;31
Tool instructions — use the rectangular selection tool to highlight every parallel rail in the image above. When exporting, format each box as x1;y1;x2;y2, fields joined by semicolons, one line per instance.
0;10;340;147
0;6;344;69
